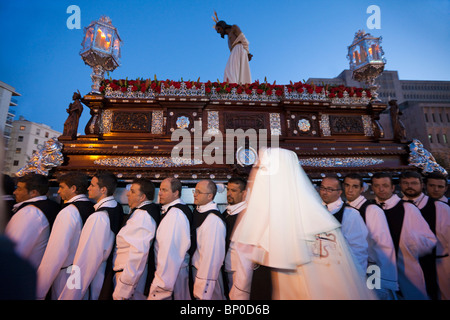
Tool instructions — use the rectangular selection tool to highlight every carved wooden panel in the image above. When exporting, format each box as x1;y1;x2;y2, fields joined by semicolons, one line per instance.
224;113;266;131
329;115;364;135
111;111;152;132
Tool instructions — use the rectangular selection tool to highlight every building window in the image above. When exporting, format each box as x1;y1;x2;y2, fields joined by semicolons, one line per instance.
424;114;428;122
15;148;21;154
439;114;443;122
428;134;433;143
443;134;448;144
45;132;49;138
34;138;39;144
432;113;436;122
13;160;19;166
18;136;23;142
36;128;40;135
19;125;26;131
437;134;440;143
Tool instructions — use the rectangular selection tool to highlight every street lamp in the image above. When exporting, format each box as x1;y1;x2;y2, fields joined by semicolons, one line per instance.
80;16;122;94
347;30;386;101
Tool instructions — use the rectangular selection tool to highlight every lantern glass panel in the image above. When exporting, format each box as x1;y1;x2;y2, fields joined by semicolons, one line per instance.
93;25;114;53
81;25;95;52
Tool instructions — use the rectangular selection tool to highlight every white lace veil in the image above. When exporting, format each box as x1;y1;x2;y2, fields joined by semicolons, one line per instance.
235;148;341;269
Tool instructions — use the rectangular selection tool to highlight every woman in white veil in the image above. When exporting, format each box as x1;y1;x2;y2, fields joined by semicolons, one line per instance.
234;148;375;299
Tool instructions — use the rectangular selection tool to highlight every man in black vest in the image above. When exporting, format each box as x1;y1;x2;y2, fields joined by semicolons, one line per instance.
191;179;226;300
112;178;159;300
319;175;368;274
343;173;398;299
36;172;94;300
222;177;250;300
371;172;436;300
148;177;193;300
399;171;450;300
59;171;123;300
6;173;60;269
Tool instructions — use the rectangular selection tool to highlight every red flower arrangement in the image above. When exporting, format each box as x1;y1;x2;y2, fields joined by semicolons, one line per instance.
100;78;371;99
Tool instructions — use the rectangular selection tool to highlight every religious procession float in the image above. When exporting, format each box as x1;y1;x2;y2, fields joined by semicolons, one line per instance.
17;17;446;195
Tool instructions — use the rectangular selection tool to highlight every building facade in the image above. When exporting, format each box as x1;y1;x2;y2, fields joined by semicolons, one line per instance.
0;81;20;152
308;70;450;167
4;117;61;176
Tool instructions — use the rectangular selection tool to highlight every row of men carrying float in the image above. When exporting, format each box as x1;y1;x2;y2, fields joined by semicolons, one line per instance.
3;148;449;300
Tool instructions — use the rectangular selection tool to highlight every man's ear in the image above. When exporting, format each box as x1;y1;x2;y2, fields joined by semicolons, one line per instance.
29;189;41;198
100;186;108;196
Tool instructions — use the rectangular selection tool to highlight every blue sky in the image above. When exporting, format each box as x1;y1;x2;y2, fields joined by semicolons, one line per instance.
1;0;449;133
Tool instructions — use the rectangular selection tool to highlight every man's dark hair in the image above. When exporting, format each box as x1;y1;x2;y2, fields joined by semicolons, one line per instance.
58;172;90;195
215;20;232;38
424;172;448;186
93;171;117;196
17;173;49;196
3;174;15;195
343;173;364;187
132;178;156;201
399;171;423;183
371;172;394;185
227;177;247;191
165;177;182;198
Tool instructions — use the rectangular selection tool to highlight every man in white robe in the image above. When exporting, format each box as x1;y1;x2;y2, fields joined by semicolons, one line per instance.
59;172;123;300
235;148;375;300
215;21;252;84
371;172;437;300
6;174;59;269
343;173;398;299
148;178;192;300
36;172;94;300
191;179;226;300
400;171;450;300
223;177;252;300
113;178;158;300
320;176;369;275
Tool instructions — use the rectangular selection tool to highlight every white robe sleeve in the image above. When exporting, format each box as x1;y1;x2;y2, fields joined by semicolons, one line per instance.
229;242;255;300
365;204;398;291
341;208;369;275
148;209;190;300
193;214;226;300
36;207;81;299
435;201;450;300
113;210;156;300
58;212;113;300
5;206;49;267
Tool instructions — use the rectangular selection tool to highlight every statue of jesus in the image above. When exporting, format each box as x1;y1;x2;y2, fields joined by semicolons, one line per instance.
215;20;252;84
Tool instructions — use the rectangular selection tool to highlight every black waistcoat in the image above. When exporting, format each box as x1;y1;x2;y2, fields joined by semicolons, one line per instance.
333;203;347;224
418;197;439;300
382;200;405;256
63;200;95;226
15;199;61;230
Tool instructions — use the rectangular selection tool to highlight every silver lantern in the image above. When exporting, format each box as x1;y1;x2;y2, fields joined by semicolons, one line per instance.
80;16;122;94
347;30;386;101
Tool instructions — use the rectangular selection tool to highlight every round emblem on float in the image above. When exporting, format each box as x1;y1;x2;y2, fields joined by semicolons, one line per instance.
236;147;257;166
176;116;190;129
298;119;311;132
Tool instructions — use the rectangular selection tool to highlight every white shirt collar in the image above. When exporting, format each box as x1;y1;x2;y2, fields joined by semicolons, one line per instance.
347;195;367;209
226;201;247;215
66;194;89;204
161;198;183;214
375;193;401;210
13;195;47;210
324;197;344;214
196;201;218;213
94;195;116;210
